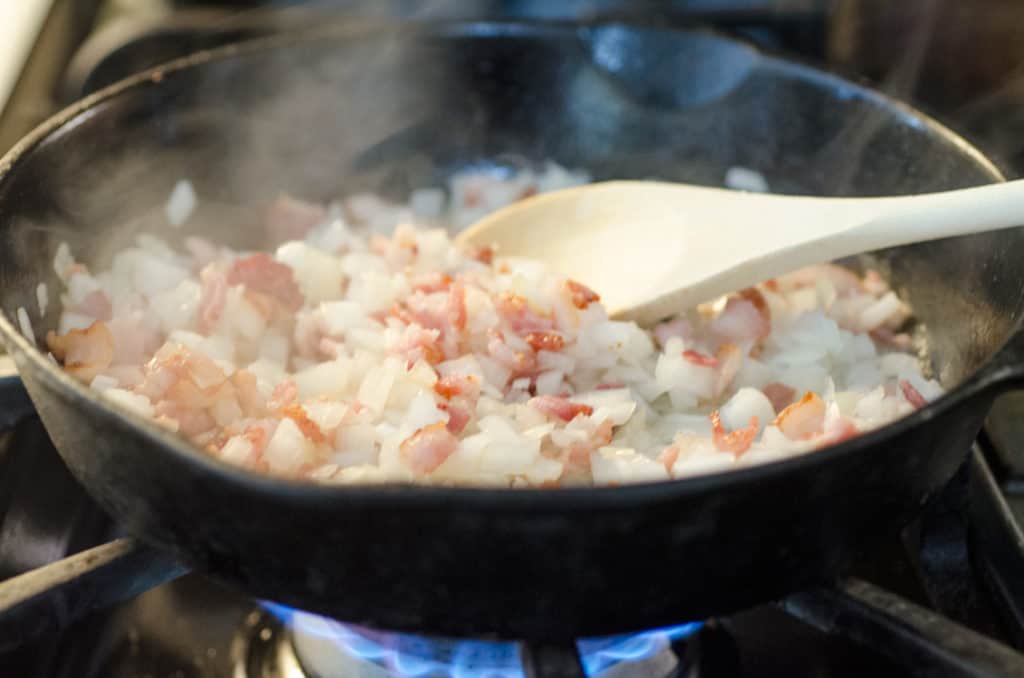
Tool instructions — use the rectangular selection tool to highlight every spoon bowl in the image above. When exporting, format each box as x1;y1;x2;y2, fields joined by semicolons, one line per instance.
457;179;1024;326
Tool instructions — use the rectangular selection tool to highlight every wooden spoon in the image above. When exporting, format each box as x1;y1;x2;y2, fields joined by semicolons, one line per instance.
456;180;1024;326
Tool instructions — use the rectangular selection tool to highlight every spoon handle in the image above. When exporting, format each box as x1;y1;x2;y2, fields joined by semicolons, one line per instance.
849;178;1024;251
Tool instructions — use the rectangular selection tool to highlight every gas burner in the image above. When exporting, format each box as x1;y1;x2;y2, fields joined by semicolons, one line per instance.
252;603;702;678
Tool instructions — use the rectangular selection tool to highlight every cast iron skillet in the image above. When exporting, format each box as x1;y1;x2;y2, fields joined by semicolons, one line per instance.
0;21;1022;640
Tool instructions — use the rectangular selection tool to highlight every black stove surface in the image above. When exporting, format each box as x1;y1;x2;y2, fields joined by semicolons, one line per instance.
4;2;1024;677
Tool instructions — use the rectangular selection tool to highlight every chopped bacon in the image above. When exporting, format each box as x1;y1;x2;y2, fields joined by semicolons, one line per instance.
154;400;216;437
525;331;565;353
682;349;718;367
711;292;770;342
518;185;539;200
434;374;480;400
269;380;297;411
439;402;471;434
400;422;458;474
197;264;228;333
244;425;269;454
715;342;743;396
281;404;327;445
738;288;770;328
411;272;453;294
565;279;600;309
495;292;554;333
227;253;304;312
816;418;859;449
654;318;692;348
396;325;444;364
46;322;114;382
529;395;593;422
764;279;780;293
762;382;796;413
463;185;482;209
265;194;327;245
487;334;537;377
658;445;680;471
231;369;267;416
72;289;113;321
471;246;494;265
710;410;758;455
446;282;467;332
105;315;157;366
562;420;614;475
775;392;826;440
596;382;625;390
244;290;277;320
900;380;928;409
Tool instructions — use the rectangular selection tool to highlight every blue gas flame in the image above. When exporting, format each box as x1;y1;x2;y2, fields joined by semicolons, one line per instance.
263;602;702;677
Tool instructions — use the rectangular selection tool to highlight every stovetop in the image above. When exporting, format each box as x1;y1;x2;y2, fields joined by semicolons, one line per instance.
3;2;1024;677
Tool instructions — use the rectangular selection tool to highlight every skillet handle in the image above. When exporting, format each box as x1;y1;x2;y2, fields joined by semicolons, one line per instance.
0;538;187;652
0;359;187;650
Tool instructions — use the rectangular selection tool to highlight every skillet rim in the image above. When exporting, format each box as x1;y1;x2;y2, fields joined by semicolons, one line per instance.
0;18;1009;509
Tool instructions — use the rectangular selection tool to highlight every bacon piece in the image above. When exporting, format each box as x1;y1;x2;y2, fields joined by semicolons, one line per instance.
715;343;743;396
710;410;758;455
281;404;327;445
244;425;269;455
231;369;267;416
154;400;216;438
487;333;538;378
471;246;494;265
518;185;539;200
596;382;625;390
411;272;453;294
73;289;113;321
269;380;297;411
525;331;565;352
265;194;327;245
762;382;796;413
439;402;471;434
658;445;680;471
565;279;600;309
654;318;692;348
446;282;467;332
434;374;480;400
495;292;554;333
816;418;859;449
561;419;614;476
400;422;458;474
775;392;826;440
529;395;593;422
46;321;114;382
712;288;771;342
395;325;444;364
227;253;304;312
682;349;718;367
900;380;928;409
197;264;228;333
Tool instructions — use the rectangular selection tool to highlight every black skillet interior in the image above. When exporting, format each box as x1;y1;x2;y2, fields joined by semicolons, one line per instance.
0;21;1021;637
